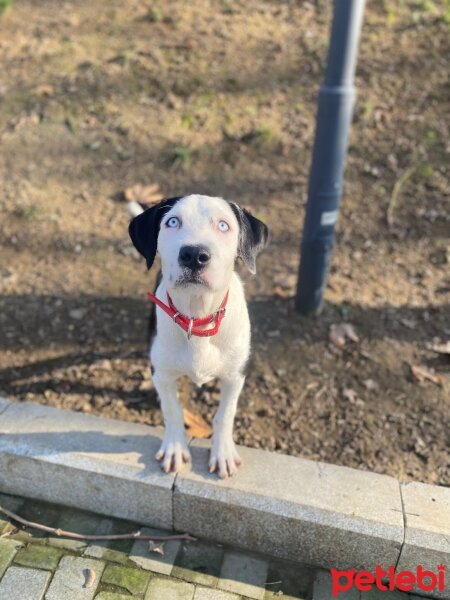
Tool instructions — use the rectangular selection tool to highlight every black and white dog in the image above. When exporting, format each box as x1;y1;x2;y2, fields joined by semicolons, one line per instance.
129;194;269;478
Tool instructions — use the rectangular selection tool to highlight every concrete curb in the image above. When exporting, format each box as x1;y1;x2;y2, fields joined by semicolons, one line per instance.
0;399;449;598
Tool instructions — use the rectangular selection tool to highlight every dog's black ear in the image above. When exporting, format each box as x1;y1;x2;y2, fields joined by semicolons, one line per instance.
229;202;269;274
128;196;182;269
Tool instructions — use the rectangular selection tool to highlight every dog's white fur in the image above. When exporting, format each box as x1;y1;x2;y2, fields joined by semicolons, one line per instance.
129;194;267;478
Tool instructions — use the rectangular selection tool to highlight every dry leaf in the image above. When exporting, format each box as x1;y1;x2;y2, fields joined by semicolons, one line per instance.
427;341;450;356
183;408;212;439
274;286;290;299
329;323;359;348
148;540;165;555
124;183;163;206
83;569;96;589
410;365;443;386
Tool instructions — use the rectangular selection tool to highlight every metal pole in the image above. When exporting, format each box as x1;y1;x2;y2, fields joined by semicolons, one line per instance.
295;0;366;314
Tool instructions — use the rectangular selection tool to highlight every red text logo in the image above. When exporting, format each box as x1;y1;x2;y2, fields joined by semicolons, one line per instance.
330;565;445;597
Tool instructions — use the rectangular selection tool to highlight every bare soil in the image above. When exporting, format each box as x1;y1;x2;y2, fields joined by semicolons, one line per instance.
0;0;449;485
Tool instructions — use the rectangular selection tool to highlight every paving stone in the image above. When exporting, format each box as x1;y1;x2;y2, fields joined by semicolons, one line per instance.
312;571;360;600
45;556;105;600
84;545;130;564
193;587;240;600
175;442;404;570
0;402;174;529
264;559;314;599
0;538;23;578
172;540;224;587
218;551;268;599
47;535;88;552
101;564;150;595
129;527;181;575
145;576;195;600
0;565;50;600
14;544;63;570
94;593;132;600
396;481;450;599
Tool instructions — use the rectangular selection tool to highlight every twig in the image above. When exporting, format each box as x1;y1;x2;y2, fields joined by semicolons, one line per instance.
0;505;196;542
386;166;415;227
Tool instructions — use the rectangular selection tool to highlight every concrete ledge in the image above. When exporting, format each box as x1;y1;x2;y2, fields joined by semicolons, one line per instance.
0;398;449;594
397;482;450;599
0;400;174;529
174;441;403;570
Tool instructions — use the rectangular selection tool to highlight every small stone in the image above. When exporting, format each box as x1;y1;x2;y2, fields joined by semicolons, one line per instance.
69;308;87;320
101;564;150;595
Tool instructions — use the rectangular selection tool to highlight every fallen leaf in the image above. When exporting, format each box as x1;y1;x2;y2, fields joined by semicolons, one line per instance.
410;365;443;386
329;323;359;348
183;408;212;439
124;183;163;206
274;286;290;299
148;540;165;555
427;341;450;356
83;569;96;589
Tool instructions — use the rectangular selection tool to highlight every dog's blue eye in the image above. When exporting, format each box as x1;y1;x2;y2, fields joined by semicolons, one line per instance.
166;217;180;228
218;220;229;232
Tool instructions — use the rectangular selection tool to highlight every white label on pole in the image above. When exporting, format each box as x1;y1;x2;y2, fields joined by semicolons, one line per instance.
321;210;338;226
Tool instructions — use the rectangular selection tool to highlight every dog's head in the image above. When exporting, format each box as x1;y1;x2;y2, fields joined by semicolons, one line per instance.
129;194;269;292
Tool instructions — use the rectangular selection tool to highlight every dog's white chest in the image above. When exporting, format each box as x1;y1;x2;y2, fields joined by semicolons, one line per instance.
183;341;224;385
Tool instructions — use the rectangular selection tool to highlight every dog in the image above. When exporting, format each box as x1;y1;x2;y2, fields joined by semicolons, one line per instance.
128;194;269;478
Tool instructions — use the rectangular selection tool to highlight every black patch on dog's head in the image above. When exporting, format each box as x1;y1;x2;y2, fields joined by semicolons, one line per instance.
228;202;269;274
128;197;182;269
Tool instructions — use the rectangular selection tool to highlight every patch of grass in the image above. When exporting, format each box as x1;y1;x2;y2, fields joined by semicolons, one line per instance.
417;164;434;180
363;99;375;123
0;0;12;13
172;145;193;167
181;114;194;129
242;124;278;150
145;5;163;22
14;204;39;221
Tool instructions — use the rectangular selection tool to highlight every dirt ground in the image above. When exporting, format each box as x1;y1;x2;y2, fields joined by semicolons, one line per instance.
0;0;449;485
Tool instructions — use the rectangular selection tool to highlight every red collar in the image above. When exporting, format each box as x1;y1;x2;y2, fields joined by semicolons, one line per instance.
147;290;229;339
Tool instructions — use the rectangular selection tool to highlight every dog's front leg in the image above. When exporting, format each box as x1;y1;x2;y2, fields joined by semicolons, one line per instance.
210;374;244;478
153;371;190;473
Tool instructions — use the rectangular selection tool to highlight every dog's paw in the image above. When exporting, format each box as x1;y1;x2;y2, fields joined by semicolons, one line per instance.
209;438;242;479
155;434;190;474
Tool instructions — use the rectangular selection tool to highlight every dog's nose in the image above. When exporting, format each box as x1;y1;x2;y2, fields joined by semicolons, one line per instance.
178;245;211;270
